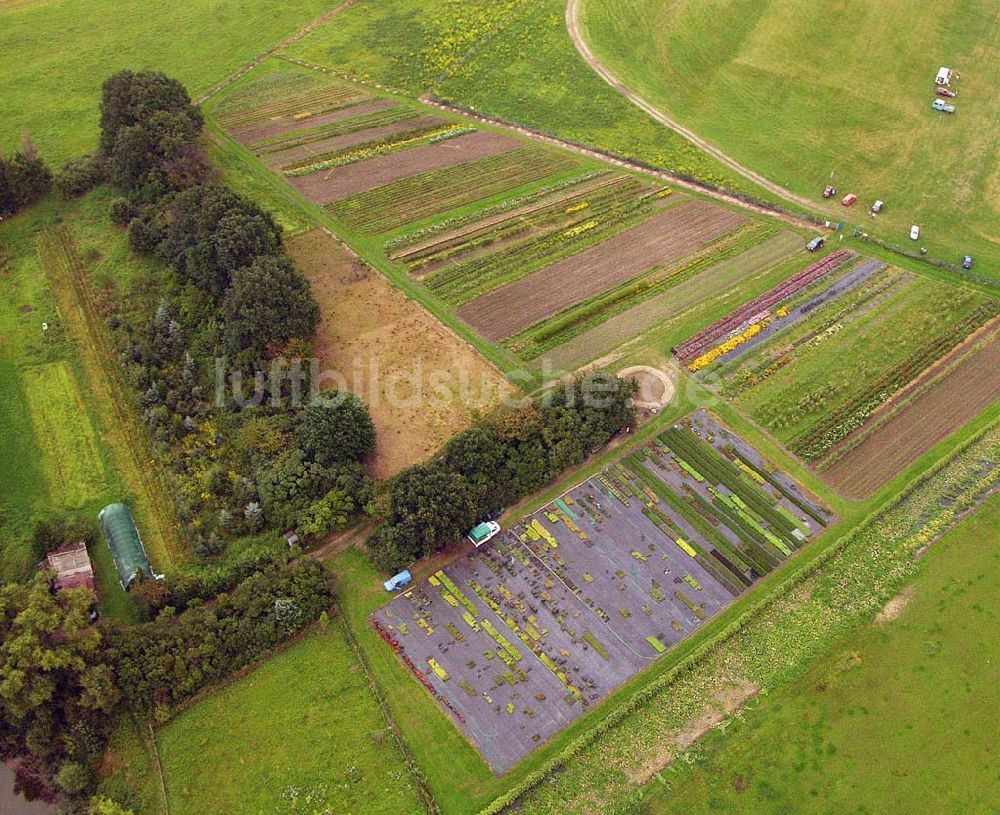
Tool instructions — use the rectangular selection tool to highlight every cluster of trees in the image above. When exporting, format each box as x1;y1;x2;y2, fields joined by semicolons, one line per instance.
99;70;209;200
108;561;334;715
0;136;52;217
369;373;636;571
95;71;375;548
0;577;118;803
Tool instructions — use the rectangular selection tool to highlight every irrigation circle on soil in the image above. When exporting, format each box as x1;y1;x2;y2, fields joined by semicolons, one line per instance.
617;365;676;410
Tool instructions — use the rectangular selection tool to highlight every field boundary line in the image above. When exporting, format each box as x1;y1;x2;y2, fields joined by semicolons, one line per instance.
565;0;828;217
419;95;822;233
195;0;360;105
339;610;442;814
146;722;170;815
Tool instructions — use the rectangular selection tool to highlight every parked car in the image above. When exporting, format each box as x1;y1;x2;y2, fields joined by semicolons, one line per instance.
841;193;858;207
806;236;825;252
871;199;884;214
932;99;955;113
935;87;957;98
910;224;920;240
383;570;412;592
962;255;974;270
822;185;837;199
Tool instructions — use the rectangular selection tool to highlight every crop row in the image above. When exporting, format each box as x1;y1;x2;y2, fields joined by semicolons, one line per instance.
626;454;761;592
686;315;772;372
425;192;662;305
326;147;580;233
791;300;1000;460
674;249;855;362
660;426;803;547
720;268;913;398
249;105;421;153
382;172;609;254
283;123;471;175
400;175;651;273
219;85;368;131
508;222;777;359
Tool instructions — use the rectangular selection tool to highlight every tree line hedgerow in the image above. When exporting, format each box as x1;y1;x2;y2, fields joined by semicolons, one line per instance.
367;373;637;572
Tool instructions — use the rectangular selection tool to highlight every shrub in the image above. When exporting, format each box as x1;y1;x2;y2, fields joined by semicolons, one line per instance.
54;155;107;198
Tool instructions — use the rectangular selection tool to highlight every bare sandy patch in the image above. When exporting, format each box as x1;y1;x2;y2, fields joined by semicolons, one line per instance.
875;585;915;625
289;229;516;479
627;677;759;784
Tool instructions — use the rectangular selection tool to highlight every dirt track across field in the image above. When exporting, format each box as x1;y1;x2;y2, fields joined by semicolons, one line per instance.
288;129;520;203
565;0;830;217
458;199;746;340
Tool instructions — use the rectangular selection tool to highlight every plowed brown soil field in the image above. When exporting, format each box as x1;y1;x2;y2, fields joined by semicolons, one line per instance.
288;130;520;204
290;230;516;479
822;328;1000;499
457;199;746;341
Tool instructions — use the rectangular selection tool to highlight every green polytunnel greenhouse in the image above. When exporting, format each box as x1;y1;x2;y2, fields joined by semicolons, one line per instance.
98;502;160;590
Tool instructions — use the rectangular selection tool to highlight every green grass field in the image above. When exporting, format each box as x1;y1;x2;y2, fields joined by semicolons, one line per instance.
0;0;334;162
282;0;782;202
0;192;177;613
20;361;106;508
581;0;1000;274
641;491;1000;814
155;621;424;815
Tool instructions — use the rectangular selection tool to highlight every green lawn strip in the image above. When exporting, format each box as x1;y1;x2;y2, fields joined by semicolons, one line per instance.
641;491;1000;814
209;126;323;235
0;362;49;580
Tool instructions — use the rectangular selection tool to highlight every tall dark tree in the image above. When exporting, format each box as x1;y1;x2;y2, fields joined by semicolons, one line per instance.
222;255;319;359
294;396;376;467
99;71;204;195
371;463;478;570
99;71;201;154
0;137;52;216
